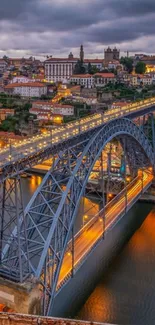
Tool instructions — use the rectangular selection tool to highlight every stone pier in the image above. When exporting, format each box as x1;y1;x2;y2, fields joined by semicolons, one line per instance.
0;277;41;315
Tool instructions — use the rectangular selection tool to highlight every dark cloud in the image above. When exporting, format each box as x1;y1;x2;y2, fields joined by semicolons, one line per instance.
0;0;155;57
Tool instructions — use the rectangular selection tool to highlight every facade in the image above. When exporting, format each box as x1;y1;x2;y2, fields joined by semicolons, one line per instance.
30;108;63;124
4;82;47;97
0;59;8;72
138;75;153;86
94;72;116;87
32;101;74;116
107;60;122;70
70;74;94;88
52;104;74;116
111;102;129;109
44;55;78;82
0;109;15;122
104;47;120;62
84;59;104;71
11;76;32;83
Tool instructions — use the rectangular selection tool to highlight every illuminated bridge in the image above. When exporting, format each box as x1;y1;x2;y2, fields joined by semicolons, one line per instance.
0;97;155;316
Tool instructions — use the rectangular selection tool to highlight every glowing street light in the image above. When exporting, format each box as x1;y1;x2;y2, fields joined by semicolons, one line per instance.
83;215;88;227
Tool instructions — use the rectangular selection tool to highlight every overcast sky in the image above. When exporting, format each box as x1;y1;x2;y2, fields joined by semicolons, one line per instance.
0;0;155;59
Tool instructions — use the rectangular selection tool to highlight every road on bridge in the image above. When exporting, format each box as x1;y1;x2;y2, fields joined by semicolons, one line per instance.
56;170;153;291
0;97;155;167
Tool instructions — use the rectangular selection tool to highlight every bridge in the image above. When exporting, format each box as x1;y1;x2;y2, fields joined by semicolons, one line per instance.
0;97;155;316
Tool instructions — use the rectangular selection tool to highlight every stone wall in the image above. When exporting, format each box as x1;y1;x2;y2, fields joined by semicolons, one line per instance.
0;313;112;325
0;278;41;315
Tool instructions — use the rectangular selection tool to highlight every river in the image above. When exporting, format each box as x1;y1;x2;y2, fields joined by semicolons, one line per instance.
22;175;155;325
77;203;155;325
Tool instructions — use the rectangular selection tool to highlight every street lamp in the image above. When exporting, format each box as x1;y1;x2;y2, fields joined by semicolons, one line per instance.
82;215;88;227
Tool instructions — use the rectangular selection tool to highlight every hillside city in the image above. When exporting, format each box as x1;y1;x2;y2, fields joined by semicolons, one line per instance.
0;45;155;146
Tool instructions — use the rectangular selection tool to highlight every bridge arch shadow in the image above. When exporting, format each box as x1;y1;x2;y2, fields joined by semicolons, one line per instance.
1;118;154;315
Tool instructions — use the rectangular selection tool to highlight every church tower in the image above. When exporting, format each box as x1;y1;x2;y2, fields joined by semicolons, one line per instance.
80;45;84;62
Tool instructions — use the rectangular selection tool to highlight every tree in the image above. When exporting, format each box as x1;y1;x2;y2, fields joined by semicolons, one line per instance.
88;62;92;74
120;57;133;73
135;61;146;74
74;60;86;74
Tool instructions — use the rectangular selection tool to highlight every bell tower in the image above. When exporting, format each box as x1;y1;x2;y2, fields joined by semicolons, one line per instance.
80;45;84;62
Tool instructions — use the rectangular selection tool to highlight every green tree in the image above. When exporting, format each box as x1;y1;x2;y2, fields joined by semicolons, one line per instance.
88;62;92;74
74;60;86;74
135;61;146;74
120;57;133;73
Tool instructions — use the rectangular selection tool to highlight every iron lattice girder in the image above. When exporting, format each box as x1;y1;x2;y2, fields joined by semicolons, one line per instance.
0;118;154;315
1;107;155;182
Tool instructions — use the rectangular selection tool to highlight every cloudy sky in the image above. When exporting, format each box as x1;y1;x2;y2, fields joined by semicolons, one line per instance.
0;0;155;59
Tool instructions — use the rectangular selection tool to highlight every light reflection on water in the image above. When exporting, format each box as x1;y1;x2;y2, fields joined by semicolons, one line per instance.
77;205;155;325
21;175;155;325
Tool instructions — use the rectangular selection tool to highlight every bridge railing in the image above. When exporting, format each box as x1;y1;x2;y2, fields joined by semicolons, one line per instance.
56;172;153;292
1;97;155;170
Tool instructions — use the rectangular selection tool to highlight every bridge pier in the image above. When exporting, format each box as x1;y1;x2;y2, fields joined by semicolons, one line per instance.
0;277;41;315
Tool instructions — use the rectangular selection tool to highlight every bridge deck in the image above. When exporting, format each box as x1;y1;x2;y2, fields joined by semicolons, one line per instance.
0;97;155;180
57;171;153;292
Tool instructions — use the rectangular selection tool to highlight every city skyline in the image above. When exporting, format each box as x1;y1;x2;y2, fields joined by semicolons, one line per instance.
0;0;155;58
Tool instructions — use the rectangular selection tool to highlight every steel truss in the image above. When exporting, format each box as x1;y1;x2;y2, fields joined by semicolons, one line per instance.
0;118;154;315
1;107;155;182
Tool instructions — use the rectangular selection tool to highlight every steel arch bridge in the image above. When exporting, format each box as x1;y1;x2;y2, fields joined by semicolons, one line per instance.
0;118;154;315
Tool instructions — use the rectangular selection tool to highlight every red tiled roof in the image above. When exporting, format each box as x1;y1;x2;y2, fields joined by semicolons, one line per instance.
94;72;115;78
112;102;129;107
33;101;52;105
0;109;15;113
71;74;92;78
5;82;46;88
53;104;74;108
84;59;103;63
45;57;78;62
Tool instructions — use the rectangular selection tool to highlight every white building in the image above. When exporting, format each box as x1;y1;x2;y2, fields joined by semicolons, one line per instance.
11;76;32;84
4;82;47;97
52;104;74;116
94;72;116;87
84;59;103;71
70;74;94;88
45;56;78;82
31;101;74;116
107;60;122;70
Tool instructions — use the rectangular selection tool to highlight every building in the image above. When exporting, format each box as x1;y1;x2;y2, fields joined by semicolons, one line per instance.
80;45;84;62
70;74;94;88
81;87;97;98
111;102;129;109
84;59;104;71
31;101;74;116
137;75;153;86
4;82;47;97
0;59;8;72
94;72;116;87
52;104;74;116
107;60;123;71
129;74;138;86
11;76;32;83
104;47;120;62
30;109;63;124
44;54;78;82
8;58;25;69
0;108;15;122
32;101;52;110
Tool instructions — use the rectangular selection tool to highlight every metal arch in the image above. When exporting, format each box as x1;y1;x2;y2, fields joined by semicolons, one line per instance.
1;118;154;315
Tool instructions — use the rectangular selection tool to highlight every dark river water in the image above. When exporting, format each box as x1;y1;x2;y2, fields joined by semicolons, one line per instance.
22;175;155;325
77;203;155;325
